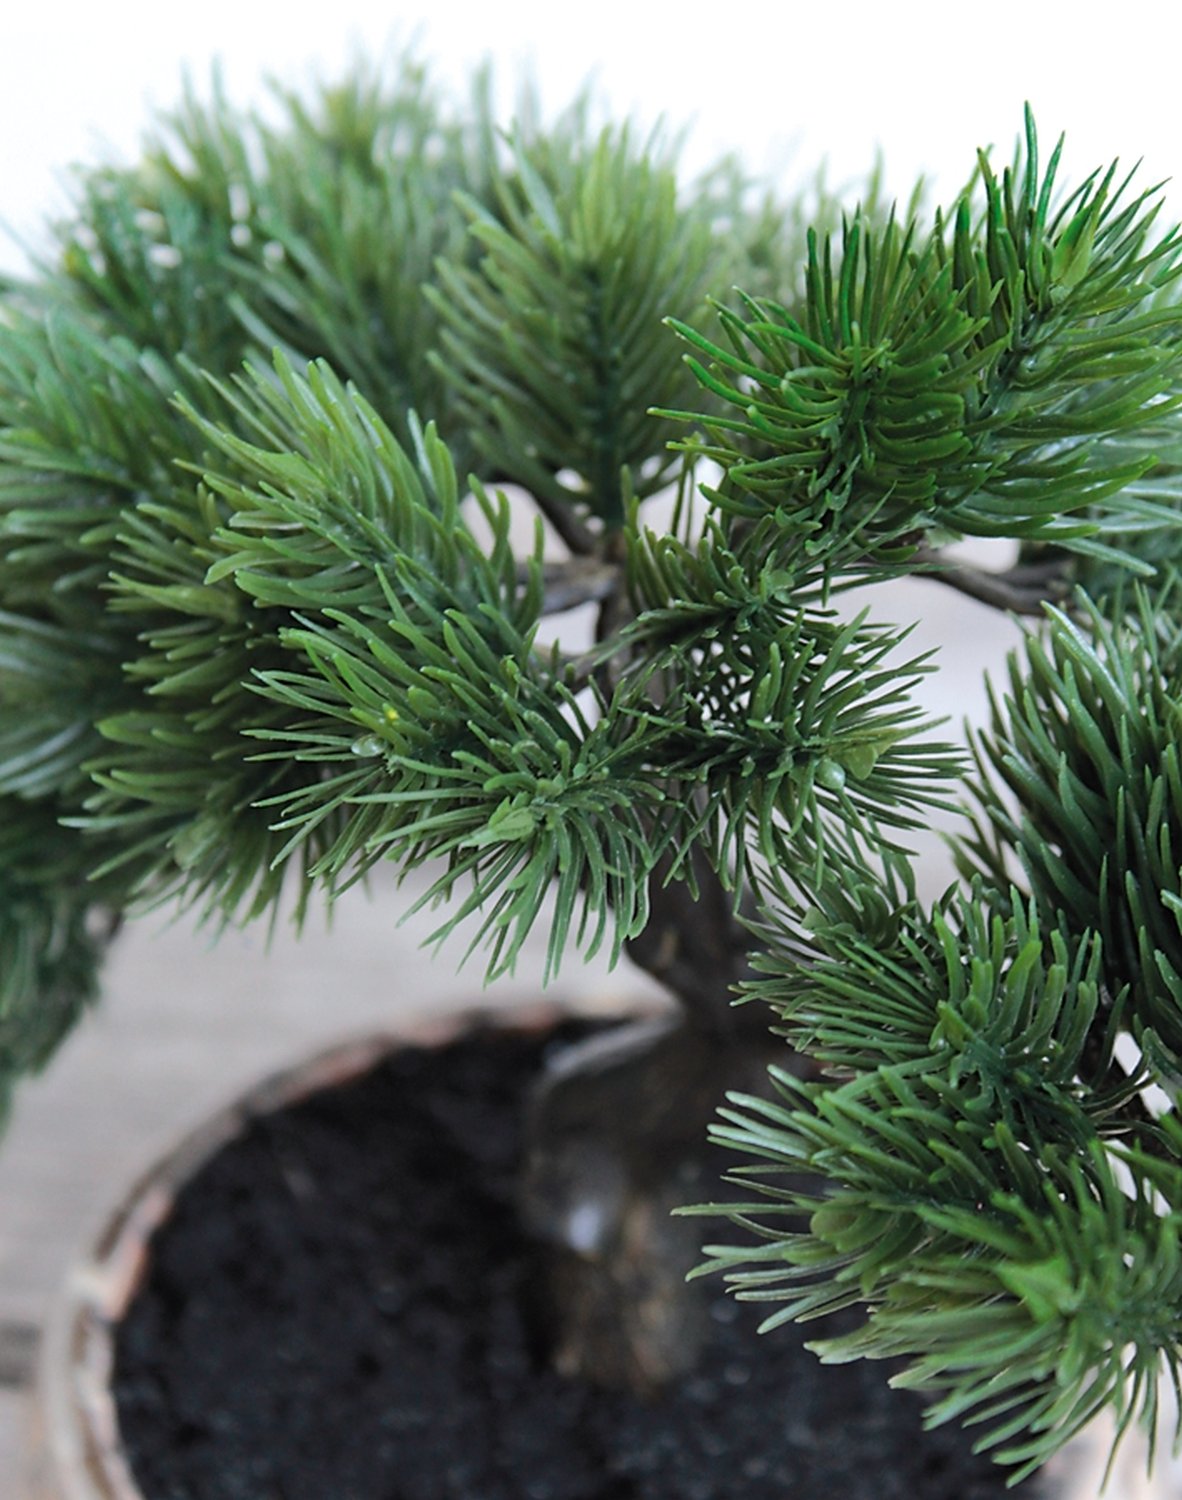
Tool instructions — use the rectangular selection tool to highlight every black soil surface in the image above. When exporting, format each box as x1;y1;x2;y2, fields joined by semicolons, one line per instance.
114;1020;1044;1500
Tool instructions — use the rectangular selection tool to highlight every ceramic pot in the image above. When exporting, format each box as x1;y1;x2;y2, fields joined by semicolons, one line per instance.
23;1001;1131;1500
25;1005;564;1500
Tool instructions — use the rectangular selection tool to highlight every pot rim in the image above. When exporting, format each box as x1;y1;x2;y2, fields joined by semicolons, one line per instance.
28;1001;579;1500
23;997;1127;1500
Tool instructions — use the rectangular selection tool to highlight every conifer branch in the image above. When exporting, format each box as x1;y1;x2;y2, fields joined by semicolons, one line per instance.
530;488;600;556
5;73;1182;1482
910;545;1069;614
536;556;619;612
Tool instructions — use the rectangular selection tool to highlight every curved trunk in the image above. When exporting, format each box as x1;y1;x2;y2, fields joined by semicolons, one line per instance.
524;559;791;1391
519;1013;784;1391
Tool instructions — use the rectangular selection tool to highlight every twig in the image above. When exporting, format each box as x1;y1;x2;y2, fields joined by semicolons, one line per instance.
533;558;621;615
911;544;1069;615
624;841;771;1042
531;485;599;556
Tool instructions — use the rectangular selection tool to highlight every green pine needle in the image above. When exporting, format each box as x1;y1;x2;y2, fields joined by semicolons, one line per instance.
4;71;1182;1484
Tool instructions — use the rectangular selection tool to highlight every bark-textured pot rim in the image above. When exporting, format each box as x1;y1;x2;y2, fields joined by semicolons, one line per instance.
22;999;1136;1500
26;1001;574;1500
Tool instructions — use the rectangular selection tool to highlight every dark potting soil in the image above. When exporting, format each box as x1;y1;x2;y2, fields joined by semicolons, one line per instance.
114;1020;1043;1500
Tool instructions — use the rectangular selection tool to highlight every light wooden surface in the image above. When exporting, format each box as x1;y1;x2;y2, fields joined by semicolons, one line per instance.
0;574;1029;1494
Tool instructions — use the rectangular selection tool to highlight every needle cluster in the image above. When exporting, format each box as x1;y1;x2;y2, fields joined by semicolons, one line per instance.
3;63;1182;1479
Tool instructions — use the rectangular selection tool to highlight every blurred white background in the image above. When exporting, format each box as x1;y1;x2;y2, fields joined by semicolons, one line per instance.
3;0;1180;275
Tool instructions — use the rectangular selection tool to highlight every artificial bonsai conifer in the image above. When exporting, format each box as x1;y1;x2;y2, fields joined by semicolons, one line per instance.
2;54;1182;1485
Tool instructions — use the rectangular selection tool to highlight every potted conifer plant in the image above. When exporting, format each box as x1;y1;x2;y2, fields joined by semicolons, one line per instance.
5;54;1182;1499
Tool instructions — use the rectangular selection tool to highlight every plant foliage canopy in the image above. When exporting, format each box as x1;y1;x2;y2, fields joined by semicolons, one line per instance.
4;61;1182;1480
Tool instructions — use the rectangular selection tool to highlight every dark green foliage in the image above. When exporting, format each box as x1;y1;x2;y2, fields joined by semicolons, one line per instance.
662;113;1182;1483
701;588;1182;1476
619;518;963;884
0;796;127;1119
695;888;1179;1480
4;64;1182;1483
429;121;730;529
660;108;1182;575
0;306;188;617
162;356;953;972
179;355;661;976
43;62;499;465
964;585;1182;1070
0;61;956;987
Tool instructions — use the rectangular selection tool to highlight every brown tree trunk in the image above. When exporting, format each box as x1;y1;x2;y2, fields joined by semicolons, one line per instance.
518;1012;784;1391
518;566;793;1391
